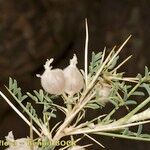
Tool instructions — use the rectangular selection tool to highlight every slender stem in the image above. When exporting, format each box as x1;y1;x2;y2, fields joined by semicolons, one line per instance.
73;111;85;127
95;132;150;142
62;94;72;115
106;35;131;67
108;76;139;83
101;47;106;65
68;120;150;135
103;106;119;121
111;55;132;73
84;18;89;87
127;78;145;97
84;133;105;148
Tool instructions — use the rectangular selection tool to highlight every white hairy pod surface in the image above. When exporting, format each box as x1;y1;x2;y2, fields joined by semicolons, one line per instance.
37;58;65;95
98;82;111;104
68;145;86;150
63;54;84;95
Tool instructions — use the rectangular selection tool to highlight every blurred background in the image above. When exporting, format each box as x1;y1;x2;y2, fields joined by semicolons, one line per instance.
0;0;150;149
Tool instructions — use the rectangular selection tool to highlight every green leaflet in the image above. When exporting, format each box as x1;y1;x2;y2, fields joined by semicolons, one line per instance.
26;102;38;119
89;52;103;76
8;77;28;102
141;83;150;95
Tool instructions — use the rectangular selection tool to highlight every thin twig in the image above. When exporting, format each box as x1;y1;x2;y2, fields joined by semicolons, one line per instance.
108;76;139;83
68;120;150;135
84;133;105;148
107;35;131;67
95;132;150;142
111;55;132;73
84;18;89;87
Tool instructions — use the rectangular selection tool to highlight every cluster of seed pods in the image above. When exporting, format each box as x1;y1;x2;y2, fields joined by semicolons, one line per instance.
37;54;84;95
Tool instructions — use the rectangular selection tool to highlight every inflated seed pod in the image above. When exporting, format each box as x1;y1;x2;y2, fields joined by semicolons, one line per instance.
37;58;65;95
68;145;86;150
98;82;111;104
63;54;84;95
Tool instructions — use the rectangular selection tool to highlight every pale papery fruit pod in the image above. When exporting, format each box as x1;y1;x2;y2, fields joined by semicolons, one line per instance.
5;132;38;150
63;54;84;95
37;58;65;95
98;82;111;104
68;145;86;150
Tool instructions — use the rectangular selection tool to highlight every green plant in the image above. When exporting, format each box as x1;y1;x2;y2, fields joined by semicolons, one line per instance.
0;20;150;150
